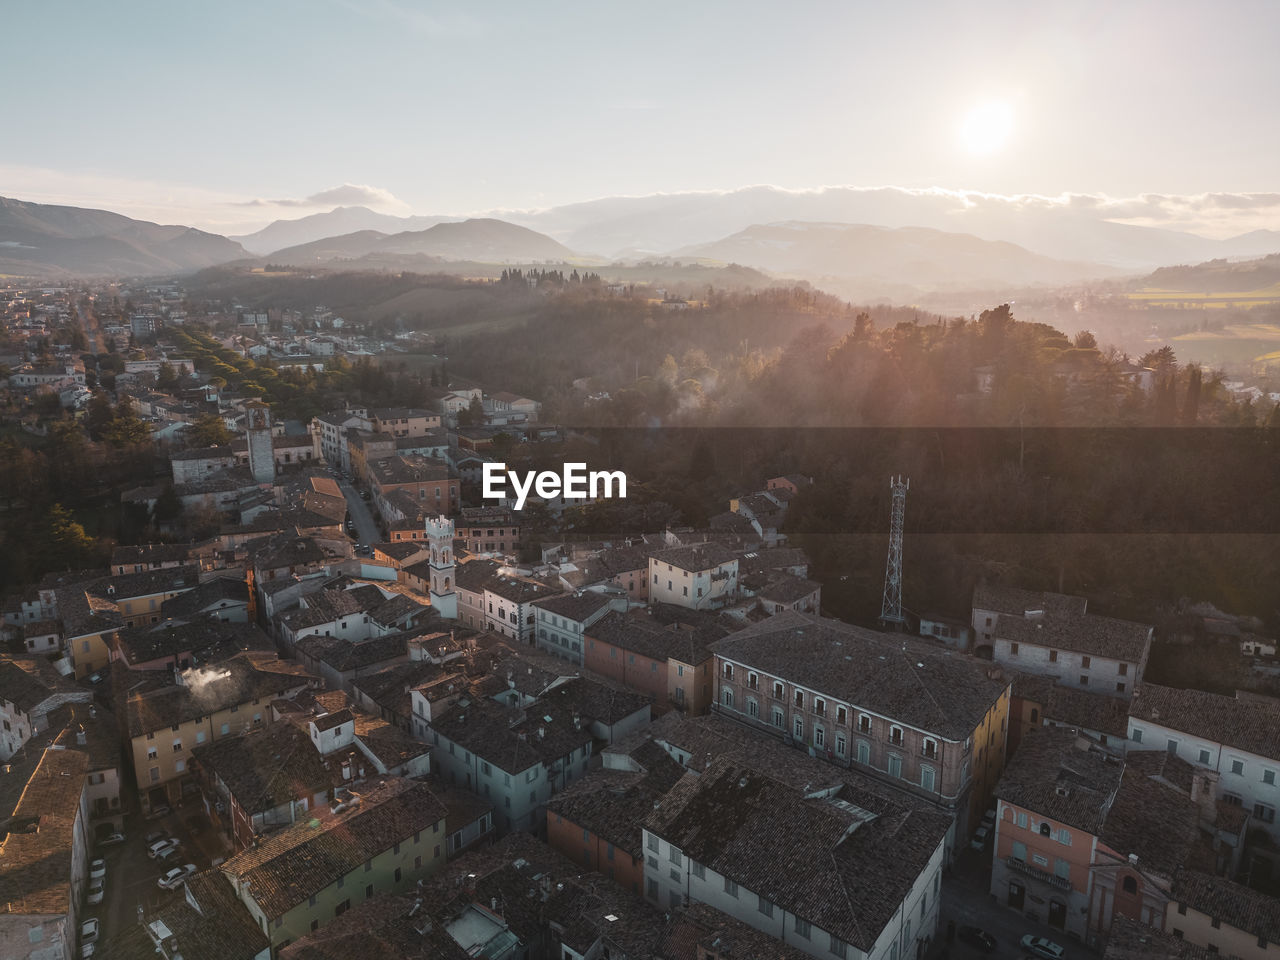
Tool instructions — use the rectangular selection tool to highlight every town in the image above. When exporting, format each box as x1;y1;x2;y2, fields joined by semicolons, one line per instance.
0;275;1276;960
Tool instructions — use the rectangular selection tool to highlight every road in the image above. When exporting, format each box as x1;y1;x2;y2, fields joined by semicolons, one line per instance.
338;476;381;547
932;842;1091;960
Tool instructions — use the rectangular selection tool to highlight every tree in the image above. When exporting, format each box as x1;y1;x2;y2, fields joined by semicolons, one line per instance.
155;362;179;391
104;399;150;448
45;503;96;570
458;396;485;427
86;391;115;441
1181;366;1202;425
186;414;231;448
1073;330;1098;350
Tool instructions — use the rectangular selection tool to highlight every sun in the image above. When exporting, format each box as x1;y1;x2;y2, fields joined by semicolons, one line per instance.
960;101;1014;156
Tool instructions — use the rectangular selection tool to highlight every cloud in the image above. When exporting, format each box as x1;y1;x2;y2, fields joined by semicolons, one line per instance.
231;183;407;210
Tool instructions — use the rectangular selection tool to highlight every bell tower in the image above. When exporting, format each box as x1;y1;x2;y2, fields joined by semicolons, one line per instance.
245;400;275;485
425;515;457;619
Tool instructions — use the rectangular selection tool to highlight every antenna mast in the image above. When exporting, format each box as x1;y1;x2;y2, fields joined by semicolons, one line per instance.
879;476;909;629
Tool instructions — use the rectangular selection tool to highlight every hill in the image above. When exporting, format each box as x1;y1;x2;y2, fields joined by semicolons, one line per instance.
678;221;1123;298
267;218;578;265
1138;253;1280;293
0;196;248;277
230;205;458;255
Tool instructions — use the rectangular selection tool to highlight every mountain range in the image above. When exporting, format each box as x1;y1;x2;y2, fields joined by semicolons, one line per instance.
0;196;248;277
3;188;1280;301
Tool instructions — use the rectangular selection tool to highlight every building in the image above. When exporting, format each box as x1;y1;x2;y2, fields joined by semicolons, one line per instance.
643;756;951;960
1167;869;1280;960
456;506;520;557
368;454;460;519
0;749;91;960
974;584;1152;698
103;872;272;960
428;695;596;833
220;777;448;950
125;655;314;813
648;543;739;610
1127;684;1280;860
0;656;93;761
531;591;624;665
711;610;1012;845
992;726;1208;948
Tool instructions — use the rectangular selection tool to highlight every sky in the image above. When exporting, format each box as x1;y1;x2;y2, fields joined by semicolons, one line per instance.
5;0;1280;236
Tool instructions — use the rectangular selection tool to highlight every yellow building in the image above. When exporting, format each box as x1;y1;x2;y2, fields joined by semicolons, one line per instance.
221;778;448;951
126;654;314;812
1166;870;1280;960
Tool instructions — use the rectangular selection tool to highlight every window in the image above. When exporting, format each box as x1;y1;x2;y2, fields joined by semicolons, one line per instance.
857;740;870;764
1231;759;1245;776
887;754;902;778
1118;663;1128;676
1081;655;1091;669
836;705;847;724
1040;822;1052;837
149;766;160;782
793;716;804;739
772;707;784;728
1056;828;1072;846
147;747;158;760
836;735;847;756
1010;642;1019;656
723;663;733;680
669;846;682;866
1167;738;1179;755
815;698;825;717
1079;675;1089;685
921;765;935;791
1012;840;1027;861
1253;803;1276;824
1265;769;1277;786
1122;876;1137;894
795;917;811;939
890;725;903;746
1131;727;1143;743
692;862;705;880
747;698;759;718
1049;649;1058;663
309;894;318;907
859;714;871;734
1199;748;1212;765
1016;812;1028;828
747;671;758;690
830;935;848;959
648;834;659;852
758;894;773;917
724;878;738;897
922;737;938;759
1116;682;1126;693
795;690;804;708
723;688;734;709
773;681;784;699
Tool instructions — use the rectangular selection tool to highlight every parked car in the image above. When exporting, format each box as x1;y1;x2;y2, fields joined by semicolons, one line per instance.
156;845;182;863
96;832;125;848
81;943;95;959
86;877;105;905
147;838;180;859
145;804;172;821
157;864;198;890
80;918;99;945
969;825;990;850
89;859;106;881
1022;936;1066;960
958;927;997;953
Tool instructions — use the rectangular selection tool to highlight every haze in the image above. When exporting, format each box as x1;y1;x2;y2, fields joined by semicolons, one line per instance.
5;0;1280;238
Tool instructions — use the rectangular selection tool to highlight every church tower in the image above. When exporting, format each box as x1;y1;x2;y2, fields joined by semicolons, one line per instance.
245;400;275;485
425;515;457;619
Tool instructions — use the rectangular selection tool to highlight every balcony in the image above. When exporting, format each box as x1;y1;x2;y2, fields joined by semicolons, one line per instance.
1005;856;1072;891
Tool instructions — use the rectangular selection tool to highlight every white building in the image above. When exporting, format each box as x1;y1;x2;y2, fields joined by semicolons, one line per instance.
643;758;948;960
648;543;739;610
1127;683;1280;863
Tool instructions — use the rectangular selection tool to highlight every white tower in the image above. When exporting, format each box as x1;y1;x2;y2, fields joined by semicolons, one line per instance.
426;515;457;619
245;400;275;485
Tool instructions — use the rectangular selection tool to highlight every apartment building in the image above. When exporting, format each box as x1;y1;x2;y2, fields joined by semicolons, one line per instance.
711;610;1011;844
648;543;739;610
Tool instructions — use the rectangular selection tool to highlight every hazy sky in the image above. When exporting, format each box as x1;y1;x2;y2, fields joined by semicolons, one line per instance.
6;0;1279;234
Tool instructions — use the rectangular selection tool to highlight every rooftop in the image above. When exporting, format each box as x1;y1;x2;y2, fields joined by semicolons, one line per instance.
221;778;447;919
0;749;89;916
711;610;1011;739
994;613;1152;663
973;583;1089;618
1130;684;1280;762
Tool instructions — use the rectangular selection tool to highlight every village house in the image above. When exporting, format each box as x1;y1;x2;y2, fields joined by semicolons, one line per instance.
368;454;460;519
1127;683;1280;862
649;543;740;610
220;777;448;950
973;584;1152;697
456;506;521;557
0;656;93;761
531;590;626;665
1166;868;1280;960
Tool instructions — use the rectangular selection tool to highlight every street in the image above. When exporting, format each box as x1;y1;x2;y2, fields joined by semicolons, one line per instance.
933;842;1094;960
337;476;381;546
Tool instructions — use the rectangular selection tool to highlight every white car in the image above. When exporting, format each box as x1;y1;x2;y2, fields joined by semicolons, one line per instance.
147;838;180;859
80;918;99;945
1022;936;1066;960
86;877;104;905
89;859;106;881
157;863;197;890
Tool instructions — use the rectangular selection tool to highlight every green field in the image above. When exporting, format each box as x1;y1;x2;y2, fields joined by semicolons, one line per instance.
1168;322;1280;367
1128;282;1280;308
